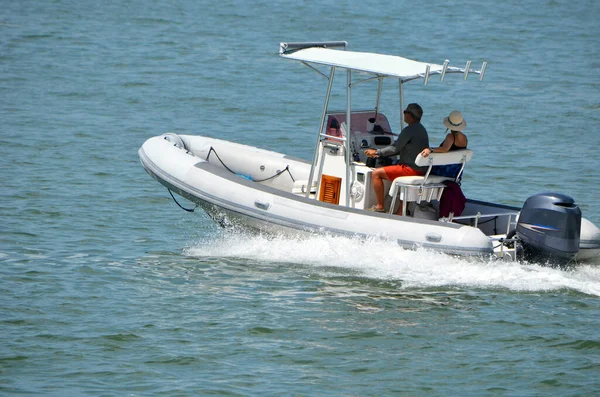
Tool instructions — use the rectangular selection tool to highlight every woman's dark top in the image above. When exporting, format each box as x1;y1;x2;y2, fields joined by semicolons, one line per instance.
433;132;467;179
441;132;467;151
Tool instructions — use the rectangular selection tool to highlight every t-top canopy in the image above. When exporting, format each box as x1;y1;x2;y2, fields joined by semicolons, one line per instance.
279;41;485;83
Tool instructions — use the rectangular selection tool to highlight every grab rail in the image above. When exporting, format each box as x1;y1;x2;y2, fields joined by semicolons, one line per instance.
443;211;519;228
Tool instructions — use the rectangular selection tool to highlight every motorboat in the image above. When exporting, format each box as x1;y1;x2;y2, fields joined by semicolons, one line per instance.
139;41;600;266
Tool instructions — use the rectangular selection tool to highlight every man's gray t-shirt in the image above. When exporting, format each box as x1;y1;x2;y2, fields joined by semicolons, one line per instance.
376;122;429;173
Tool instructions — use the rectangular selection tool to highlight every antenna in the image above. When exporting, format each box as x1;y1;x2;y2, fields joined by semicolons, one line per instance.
440;60;449;81
463;61;471;80
479;61;487;81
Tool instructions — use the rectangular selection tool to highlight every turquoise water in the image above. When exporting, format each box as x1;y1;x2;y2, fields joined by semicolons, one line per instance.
2;0;600;395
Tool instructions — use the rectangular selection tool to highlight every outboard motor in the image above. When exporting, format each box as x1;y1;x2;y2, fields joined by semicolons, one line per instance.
516;193;581;265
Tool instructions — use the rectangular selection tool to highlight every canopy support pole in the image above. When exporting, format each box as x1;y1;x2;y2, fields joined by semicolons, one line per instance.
375;78;383;119
345;69;352;207
399;79;405;131
306;66;336;199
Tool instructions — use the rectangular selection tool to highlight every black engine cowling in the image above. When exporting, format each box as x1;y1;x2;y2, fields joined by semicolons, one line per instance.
516;193;581;265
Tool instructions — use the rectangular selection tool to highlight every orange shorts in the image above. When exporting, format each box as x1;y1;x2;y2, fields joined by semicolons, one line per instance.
383;164;424;180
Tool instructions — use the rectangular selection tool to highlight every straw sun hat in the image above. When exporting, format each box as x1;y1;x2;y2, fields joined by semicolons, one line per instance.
443;110;467;131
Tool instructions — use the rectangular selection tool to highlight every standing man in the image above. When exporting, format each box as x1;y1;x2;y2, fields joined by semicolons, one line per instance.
364;103;429;214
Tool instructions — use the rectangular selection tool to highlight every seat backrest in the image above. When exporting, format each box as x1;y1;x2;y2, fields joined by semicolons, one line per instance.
414;149;473;167
416;149;473;184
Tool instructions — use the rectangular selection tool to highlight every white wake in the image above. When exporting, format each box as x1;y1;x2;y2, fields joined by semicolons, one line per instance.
184;233;600;297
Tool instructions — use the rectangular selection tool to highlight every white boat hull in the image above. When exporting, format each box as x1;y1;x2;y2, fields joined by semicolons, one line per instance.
139;134;600;264
139;135;495;257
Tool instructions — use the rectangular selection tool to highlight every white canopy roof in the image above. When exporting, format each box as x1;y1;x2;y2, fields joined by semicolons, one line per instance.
279;42;484;82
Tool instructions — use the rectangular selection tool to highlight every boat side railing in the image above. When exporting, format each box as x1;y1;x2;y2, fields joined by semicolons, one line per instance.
442;210;520;261
442;211;519;232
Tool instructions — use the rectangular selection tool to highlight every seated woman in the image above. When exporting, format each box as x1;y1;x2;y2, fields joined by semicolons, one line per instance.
420;110;468;157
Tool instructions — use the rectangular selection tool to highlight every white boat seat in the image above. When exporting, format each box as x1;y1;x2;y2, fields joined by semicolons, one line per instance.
388;149;473;215
390;174;453;186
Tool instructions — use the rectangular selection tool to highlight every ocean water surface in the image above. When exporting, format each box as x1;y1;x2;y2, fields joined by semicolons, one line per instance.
2;0;599;395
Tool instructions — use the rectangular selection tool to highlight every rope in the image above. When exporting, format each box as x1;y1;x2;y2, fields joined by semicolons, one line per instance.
205;147;236;174
205;146;296;183
253;165;295;183
166;147;294;213
168;189;197;212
